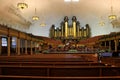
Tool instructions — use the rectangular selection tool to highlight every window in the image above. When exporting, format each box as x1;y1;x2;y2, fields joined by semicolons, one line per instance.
2;37;7;46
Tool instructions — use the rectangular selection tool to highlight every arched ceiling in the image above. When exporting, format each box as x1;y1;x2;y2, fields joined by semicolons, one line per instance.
0;0;120;37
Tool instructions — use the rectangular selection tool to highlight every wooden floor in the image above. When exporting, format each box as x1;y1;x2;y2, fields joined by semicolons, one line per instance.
0;53;120;80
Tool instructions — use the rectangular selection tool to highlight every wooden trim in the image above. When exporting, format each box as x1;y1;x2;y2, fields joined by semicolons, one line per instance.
0;75;120;79
8;28;19;37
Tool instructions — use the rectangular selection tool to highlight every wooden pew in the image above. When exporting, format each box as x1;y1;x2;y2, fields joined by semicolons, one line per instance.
0;53;98;62
0;62;106;66
0;65;120;77
101;57;120;66
0;54;119;80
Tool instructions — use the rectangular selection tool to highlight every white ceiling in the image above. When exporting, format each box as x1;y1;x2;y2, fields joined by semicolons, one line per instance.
0;0;120;37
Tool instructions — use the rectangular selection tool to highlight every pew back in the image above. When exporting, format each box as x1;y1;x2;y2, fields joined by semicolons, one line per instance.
0;65;120;77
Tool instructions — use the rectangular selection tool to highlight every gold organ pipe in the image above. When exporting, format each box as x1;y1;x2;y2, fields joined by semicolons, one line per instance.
70;27;72;36
54;30;57;38
71;27;73;36
61;26;64;37
68;27;70;36
73;22;76;38
59;31;61;37
77;27;79;37
79;30;82;38
84;30;86;37
86;28;89;37
65;22;68;38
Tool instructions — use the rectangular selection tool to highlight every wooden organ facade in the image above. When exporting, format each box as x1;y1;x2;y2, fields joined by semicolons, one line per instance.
50;16;91;41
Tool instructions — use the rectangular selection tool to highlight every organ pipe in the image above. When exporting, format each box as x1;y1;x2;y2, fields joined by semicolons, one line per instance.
50;16;90;40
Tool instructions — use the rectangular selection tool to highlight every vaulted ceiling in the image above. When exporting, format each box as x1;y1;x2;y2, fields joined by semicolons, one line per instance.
0;0;120;37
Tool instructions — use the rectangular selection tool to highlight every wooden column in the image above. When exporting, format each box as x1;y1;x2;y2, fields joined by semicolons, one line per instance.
104;41;107;47
34;42;37;54
109;41;111;52
15;37;17;54
25;40;28;55
114;39;118;52
17;38;20;55
21;39;24;54
0;36;1;55
30;41;33;55
7;36;11;56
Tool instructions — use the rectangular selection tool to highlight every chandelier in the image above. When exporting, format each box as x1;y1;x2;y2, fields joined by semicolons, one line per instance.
99;16;105;26
17;3;28;9
32;8;39;21
40;23;46;27
32;16;39;21
108;4;117;20
99;21;105;26
108;14;117;20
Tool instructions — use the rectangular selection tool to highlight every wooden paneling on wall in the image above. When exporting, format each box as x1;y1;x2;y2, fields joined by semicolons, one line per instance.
0;24;39;42
0;25;8;35
8;28;19;37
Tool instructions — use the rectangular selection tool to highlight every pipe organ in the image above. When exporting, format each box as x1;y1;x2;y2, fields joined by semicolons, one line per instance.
50;16;91;40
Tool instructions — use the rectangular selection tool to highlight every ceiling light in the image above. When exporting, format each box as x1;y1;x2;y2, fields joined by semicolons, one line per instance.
99;16;105;26
108;1;117;20
32;16;39;21
64;0;71;2
32;8;39;21
72;0;79;2
109;15;117;20
40;23;46;27
17;3;28;9
64;0;79;2
99;21;105;26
